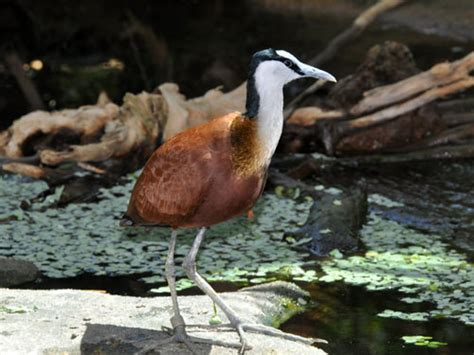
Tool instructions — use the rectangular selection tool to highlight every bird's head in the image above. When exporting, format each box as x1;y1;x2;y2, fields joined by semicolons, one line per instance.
249;48;336;86
245;48;336;118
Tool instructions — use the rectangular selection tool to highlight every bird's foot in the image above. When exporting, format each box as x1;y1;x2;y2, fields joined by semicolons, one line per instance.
137;315;245;355
187;319;325;354
237;322;326;344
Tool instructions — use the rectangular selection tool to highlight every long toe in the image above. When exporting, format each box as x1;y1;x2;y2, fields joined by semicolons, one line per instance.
137;332;244;355
239;323;326;345
236;323;252;354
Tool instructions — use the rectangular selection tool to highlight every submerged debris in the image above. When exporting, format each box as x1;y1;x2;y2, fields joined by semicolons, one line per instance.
287;185;367;256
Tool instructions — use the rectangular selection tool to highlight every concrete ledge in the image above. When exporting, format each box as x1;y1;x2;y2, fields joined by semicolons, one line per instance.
0;281;325;354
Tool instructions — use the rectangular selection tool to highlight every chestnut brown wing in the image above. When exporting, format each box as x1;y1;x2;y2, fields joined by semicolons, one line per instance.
125;114;237;227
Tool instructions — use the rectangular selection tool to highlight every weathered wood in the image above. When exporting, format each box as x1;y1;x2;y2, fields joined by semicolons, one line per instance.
398;123;474;151
38;92;163;166
351;52;474;116
1;162;68;183
333;77;474;139
284;49;474;155
284;0;409;119
0;103;119;158
0;82;246;174
286;107;344;126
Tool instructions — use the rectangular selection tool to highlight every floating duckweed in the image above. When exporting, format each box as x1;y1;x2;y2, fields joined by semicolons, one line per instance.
320;213;474;326
368;193;404;208
1;173;473;326
401;335;448;348
0;173;313;293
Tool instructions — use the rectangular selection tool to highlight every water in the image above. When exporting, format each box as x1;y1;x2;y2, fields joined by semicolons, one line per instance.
283;282;474;355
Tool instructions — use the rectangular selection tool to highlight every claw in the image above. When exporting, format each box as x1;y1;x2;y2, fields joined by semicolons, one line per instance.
137;329;244;355
236;323;252;354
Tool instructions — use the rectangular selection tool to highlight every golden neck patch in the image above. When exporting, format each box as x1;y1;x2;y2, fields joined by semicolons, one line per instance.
230;116;265;177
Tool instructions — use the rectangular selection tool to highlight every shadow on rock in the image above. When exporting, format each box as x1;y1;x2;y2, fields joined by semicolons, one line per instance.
80;323;212;355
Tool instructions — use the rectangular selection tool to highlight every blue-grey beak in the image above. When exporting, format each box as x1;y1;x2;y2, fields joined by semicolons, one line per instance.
300;63;337;82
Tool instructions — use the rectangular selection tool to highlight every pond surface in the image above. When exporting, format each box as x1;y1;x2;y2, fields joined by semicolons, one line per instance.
283;160;474;355
4;160;473;355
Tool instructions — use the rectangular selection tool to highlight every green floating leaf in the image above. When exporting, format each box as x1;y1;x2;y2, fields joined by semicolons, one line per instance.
329;249;343;259
401;335;447;348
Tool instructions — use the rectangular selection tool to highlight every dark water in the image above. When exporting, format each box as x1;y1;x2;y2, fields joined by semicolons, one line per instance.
314;160;474;258
283;282;474;355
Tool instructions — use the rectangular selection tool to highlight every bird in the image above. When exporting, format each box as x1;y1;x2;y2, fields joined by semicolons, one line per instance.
121;48;336;353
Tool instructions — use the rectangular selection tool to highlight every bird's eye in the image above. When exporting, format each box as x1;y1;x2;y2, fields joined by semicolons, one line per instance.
284;59;292;67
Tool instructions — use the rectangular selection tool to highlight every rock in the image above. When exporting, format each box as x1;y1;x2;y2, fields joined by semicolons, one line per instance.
0;258;40;287
0;281;326;354
288;186;367;256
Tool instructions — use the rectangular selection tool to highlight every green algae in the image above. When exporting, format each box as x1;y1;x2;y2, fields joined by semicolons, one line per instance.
271;296;306;328
401;335;448;348
319;213;474;326
0;173;312;290
1;172;473;326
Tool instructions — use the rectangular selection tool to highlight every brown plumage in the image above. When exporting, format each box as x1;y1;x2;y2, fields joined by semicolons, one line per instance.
125;112;267;229
120;49;336;352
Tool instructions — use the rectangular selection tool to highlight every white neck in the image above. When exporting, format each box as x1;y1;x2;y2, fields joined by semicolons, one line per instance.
253;64;288;162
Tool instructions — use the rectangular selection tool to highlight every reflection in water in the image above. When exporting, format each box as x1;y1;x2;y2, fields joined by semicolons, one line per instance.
282;282;474;355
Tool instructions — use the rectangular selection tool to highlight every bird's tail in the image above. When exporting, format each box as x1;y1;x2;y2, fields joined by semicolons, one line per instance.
119;213;170;228
119;214;136;227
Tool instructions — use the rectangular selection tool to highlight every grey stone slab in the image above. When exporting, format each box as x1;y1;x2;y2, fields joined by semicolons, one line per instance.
0;281;325;354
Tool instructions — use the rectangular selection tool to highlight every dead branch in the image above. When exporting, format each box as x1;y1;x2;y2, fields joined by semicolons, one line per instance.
276;142;474;176
351;52;474;116
77;162;106;175
4;52;45;111
285;50;474;155
333;77;474;140
286;107;344;126
283;80;328;119
284;0;409;119
161;82;245;140
438;113;474;127
0;103;119;158
309;0;409;67
398;123;474;151
344;143;474;164
0;82;245;173
1;162;67;181
38;92;164;166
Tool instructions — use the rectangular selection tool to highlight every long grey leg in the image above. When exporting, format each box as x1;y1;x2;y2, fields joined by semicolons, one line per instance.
183;227;317;353
183;227;242;325
165;229;186;335
137;229;244;354
183;227;251;353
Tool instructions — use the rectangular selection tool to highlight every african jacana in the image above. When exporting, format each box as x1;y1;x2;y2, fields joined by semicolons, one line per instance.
121;48;336;352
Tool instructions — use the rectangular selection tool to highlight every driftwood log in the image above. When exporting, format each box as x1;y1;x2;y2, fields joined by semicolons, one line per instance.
284;0;410;118
284;46;474;156
0;83;245;176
